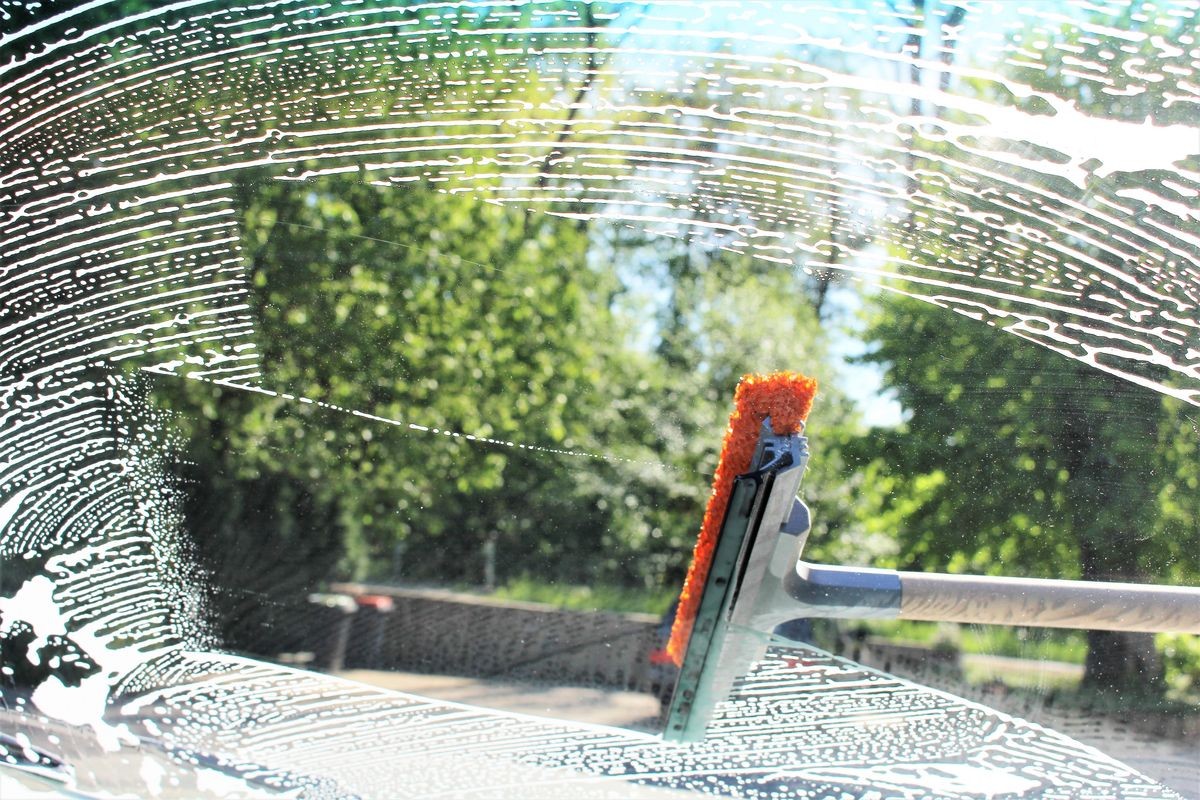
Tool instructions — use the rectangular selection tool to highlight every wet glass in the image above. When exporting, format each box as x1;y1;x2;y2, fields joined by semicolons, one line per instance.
1;1;1197;798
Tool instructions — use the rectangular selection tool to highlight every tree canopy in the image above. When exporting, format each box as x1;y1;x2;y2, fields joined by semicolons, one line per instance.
859;292;1199;691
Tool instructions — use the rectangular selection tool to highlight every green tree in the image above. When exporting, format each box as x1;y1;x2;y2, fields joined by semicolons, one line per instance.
154;173;630;644
585;223;868;591
851;1;1200;696
117;0;874;645
860;293;1199;694
152;162;865;651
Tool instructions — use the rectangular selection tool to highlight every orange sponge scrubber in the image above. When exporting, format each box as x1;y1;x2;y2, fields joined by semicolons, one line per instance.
665;371;817;666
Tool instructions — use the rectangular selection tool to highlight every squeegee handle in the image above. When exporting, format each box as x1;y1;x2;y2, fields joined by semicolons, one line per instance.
786;562;1200;634
897;571;1200;634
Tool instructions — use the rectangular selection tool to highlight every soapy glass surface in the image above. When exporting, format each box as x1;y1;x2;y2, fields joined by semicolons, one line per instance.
1;1;1198;798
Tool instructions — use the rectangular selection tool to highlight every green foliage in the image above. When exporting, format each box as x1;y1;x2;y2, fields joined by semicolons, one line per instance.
856;292;1199;694
162;174;617;586
1159;633;1200;703
153;171;862;651
855;619;1087;664
859;293;1197;582
1002;5;1198;126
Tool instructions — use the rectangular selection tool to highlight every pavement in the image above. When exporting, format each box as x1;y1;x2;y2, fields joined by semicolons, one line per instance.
338;667;1199;800
336;669;663;729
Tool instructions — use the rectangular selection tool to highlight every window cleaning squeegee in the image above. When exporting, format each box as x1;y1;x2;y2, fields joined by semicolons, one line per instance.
662;372;1200;742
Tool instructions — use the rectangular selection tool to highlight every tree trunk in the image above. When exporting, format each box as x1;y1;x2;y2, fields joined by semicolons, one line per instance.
1079;538;1164;695
1082;628;1162;695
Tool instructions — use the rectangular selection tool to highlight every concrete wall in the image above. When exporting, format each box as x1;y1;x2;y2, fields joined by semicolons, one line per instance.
327;583;663;692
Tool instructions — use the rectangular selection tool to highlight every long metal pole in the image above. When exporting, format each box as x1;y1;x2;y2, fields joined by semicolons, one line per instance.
784;562;1200;634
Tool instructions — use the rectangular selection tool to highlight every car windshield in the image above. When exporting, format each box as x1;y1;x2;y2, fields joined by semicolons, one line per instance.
1;1;1198;798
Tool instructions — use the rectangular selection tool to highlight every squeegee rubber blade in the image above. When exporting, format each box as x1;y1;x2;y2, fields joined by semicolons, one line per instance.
663;476;759;742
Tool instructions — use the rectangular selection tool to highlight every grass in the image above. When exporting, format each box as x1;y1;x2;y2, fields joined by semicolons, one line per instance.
489;576;678;615
851;618;1087;663
840;620;1200;709
960;655;1083;691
